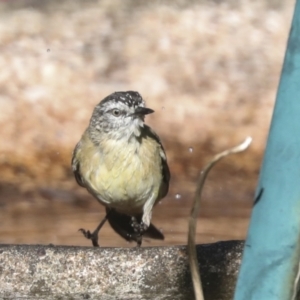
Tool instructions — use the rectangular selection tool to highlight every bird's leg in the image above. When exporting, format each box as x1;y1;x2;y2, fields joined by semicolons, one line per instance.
131;216;148;247
79;210;112;247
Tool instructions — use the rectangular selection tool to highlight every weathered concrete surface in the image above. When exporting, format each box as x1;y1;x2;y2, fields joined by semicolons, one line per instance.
0;241;243;300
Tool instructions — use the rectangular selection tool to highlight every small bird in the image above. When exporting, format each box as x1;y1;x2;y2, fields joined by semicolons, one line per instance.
72;91;170;246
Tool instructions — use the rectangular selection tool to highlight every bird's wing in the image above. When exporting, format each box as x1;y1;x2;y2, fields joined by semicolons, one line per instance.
159;146;170;199
145;125;170;199
71;141;86;187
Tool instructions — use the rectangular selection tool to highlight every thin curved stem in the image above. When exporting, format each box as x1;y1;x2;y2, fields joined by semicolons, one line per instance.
188;137;252;300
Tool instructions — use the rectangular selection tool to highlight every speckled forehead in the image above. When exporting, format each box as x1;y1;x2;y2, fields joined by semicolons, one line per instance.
118;92;145;107
99;91;145;111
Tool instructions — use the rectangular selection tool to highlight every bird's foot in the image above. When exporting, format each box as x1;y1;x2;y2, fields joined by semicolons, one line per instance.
78;211;111;247
79;228;99;247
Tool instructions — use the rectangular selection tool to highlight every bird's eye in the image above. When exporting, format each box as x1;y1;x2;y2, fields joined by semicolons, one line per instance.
112;109;121;117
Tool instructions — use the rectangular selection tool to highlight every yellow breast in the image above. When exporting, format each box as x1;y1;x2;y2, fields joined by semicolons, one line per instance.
77;132;163;215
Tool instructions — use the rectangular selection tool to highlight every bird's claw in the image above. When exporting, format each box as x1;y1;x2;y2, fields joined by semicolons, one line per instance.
130;217;149;247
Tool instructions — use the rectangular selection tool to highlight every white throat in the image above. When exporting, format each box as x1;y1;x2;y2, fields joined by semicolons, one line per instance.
109;117;144;143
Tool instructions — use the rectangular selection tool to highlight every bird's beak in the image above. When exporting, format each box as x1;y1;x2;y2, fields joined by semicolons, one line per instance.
133;107;154;116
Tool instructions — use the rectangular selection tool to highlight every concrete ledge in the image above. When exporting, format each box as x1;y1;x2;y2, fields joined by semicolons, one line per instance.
0;241;243;300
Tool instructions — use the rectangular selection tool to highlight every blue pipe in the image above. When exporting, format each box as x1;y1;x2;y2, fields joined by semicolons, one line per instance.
234;1;300;299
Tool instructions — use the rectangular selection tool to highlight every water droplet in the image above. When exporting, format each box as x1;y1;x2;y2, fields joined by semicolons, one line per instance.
188;147;193;153
158;201;162;205
159;228;164;233
175;193;181;200
56;152;60;155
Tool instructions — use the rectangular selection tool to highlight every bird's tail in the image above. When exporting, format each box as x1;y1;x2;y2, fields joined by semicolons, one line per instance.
106;208;164;242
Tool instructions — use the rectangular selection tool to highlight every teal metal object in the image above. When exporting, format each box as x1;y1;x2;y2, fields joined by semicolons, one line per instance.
234;1;300;299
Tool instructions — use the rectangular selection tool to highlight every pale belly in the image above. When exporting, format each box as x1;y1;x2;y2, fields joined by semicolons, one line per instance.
81;139;163;215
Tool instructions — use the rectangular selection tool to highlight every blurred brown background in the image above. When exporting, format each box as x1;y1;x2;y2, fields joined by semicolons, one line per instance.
0;0;294;247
